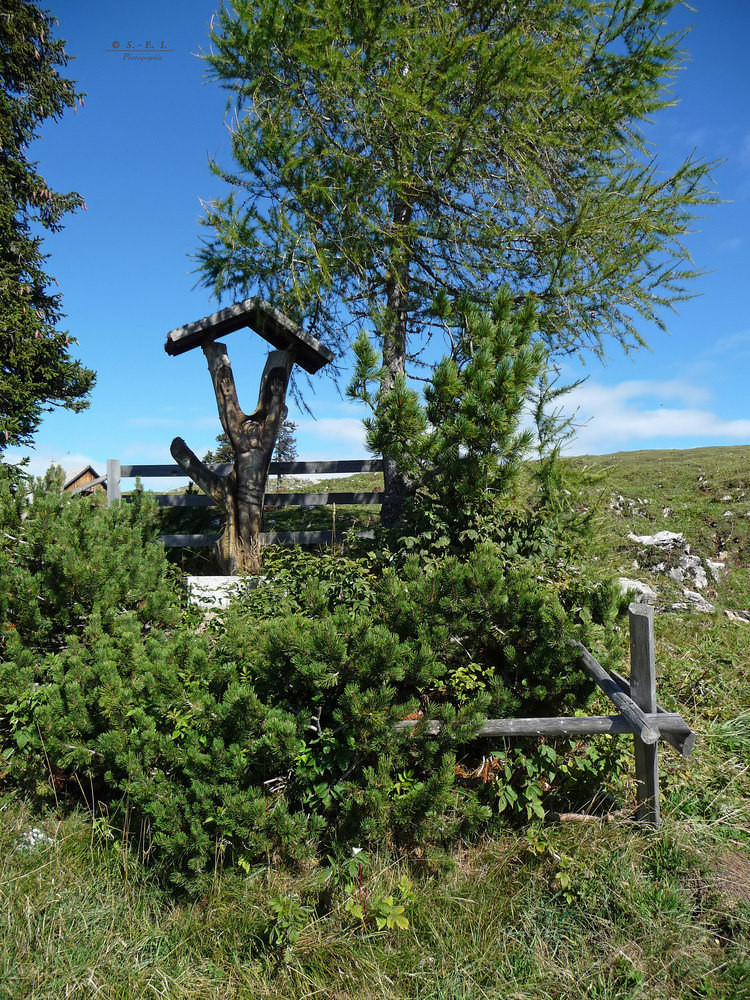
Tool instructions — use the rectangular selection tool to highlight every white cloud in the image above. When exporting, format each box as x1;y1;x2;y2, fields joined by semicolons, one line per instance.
3;449;104;479
295;417;368;453
711;329;750;354
590;379;712;406
560;379;750;454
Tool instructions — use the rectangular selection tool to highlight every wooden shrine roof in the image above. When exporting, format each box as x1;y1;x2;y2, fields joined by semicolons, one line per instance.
164;298;334;375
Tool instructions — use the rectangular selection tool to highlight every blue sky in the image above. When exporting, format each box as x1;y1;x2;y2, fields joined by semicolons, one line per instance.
7;1;750;486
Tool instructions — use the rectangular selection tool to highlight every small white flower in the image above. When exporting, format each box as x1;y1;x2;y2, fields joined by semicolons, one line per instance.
351;846;363;856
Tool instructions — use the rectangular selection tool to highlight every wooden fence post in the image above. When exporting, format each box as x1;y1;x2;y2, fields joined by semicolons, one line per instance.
106;459;121;507
629;602;661;827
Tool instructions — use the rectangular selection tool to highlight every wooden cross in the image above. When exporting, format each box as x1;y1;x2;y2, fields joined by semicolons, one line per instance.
164;298;333;574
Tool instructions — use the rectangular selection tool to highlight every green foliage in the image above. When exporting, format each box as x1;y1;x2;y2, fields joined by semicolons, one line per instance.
201;430;233;464
197;0;714;385
0;464;626;888
0;465;178;647
0;445;748;998
0;468;323;884
197;0;716;522
231;540;378;620
0;2;95;448
212;541;627;854
351;293;600;566
273;419;298;467
265;894;316;951
351;292;545;522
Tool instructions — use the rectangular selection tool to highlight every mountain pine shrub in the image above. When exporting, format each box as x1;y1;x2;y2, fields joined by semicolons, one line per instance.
0;461;626;888
349;290;601;570
214;541;627;852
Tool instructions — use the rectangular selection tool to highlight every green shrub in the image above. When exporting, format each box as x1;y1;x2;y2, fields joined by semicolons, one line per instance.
214;542;627;852
0;466;179;645
0;466;626;888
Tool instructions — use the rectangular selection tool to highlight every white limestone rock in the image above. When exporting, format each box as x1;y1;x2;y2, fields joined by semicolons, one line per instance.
627;530;686;550
628;531;725;592
618;578;658;604
706;560;726;583
659;554;709;590
671;589;715;613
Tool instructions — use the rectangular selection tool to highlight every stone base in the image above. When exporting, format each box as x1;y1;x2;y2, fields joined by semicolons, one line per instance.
186;575;267;611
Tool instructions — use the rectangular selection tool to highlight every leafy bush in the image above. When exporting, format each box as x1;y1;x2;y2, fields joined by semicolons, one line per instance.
0;468;325;885
214;541;627;851
0;466;627;888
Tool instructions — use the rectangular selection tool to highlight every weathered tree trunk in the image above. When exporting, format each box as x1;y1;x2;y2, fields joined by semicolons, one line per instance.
170;341;294;574
380;197;413;528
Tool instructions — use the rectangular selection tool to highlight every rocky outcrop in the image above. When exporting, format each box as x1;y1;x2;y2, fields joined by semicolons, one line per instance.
671;589;716;614
623;530;730;614
627;531;724;592
627;530;685;550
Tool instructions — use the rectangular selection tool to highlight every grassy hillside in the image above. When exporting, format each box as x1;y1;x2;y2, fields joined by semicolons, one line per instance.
2;446;748;999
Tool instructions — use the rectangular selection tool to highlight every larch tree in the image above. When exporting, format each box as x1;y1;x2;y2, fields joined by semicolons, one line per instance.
195;0;714;524
0;1;95;452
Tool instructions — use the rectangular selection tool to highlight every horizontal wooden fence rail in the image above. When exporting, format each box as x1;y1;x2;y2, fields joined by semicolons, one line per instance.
159;529;376;548
104;458;383;549
116;459;384;480
396;604;695;828
396;712;691;743
152;491;383;509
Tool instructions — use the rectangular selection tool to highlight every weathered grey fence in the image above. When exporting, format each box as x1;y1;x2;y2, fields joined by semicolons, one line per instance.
104;457;382;548
397;604;694;827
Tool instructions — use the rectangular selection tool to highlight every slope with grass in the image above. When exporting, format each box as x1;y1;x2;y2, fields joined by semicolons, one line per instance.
1;446;749;1000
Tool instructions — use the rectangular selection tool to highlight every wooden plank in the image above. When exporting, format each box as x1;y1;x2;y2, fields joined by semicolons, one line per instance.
568;640;660;745
120;459;382;478
106;459;121;507
147;490;381;508
121;464;194;478
610;668;696;759
269;459;383;475
262;530;335;546
158;529;375;548
262;529;375;545
151;494;216;507
394;713;689;738
629;603;661;827
164;297;334;375
159;533;219;547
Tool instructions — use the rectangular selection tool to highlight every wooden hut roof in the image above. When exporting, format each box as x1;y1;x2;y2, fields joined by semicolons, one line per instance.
63;464;100;489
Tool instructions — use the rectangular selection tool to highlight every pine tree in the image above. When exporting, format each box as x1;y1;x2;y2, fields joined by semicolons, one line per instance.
349;291;548;542
0;1;95;450
272;419;297;488
202;431;233;464
196;0;714;524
